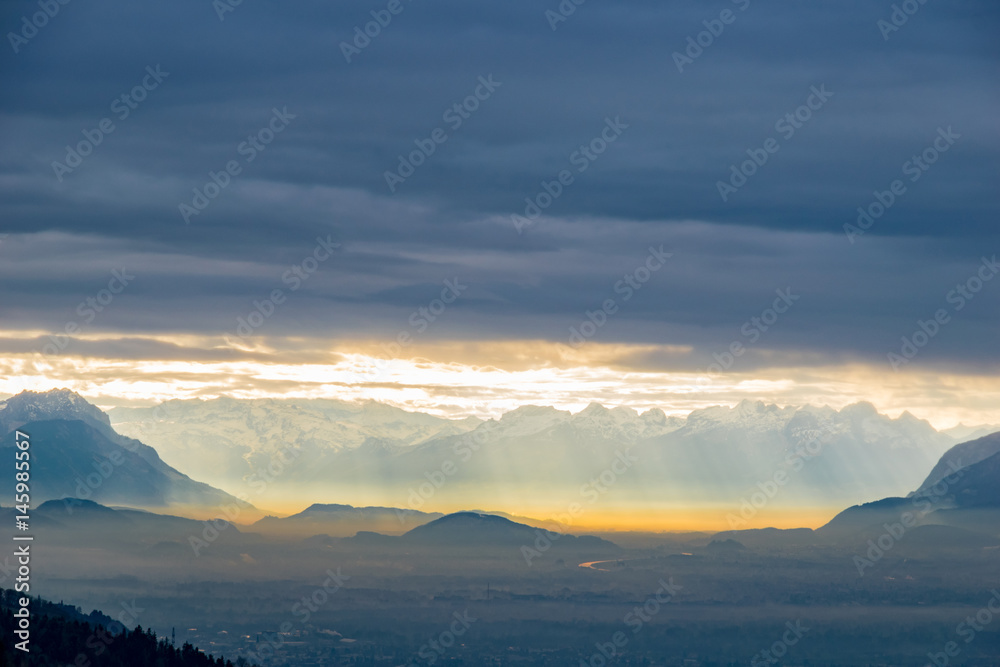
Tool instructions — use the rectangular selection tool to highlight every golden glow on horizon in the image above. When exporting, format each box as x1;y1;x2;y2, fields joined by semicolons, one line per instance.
5;328;989;534
231;498;841;533
509;506;843;533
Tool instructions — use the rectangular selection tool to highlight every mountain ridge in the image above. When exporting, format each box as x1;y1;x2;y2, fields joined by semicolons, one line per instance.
0;390;255;516
97;393;969;511
8;389;992;523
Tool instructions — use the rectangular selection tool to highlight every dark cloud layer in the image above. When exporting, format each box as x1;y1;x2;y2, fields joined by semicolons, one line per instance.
0;0;997;370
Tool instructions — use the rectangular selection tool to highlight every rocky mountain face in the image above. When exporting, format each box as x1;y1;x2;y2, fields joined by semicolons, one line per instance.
818;437;1000;542
914;430;1000;494
0;389;253;515
1;388;113;434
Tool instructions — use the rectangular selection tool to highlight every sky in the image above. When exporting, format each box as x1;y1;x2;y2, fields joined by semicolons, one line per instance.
1;0;998;428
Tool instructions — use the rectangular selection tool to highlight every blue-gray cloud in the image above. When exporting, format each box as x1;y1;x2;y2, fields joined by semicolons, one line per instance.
0;0;997;371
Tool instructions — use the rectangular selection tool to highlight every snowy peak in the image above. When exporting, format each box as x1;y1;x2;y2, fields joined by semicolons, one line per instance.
485;402;683;442
107;396;486;494
495;405;571;437
666;400;953;460
839;401;880;419
578;402;615;417
0;388;112;434
0;392;251;512
442;399;951;447
110;396;481;452
685;401;798;433
568;403;681;440
12;389;971;513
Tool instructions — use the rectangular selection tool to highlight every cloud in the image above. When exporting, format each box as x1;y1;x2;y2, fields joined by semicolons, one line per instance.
2;338;1000;428
1;220;997;372
1;0;997;408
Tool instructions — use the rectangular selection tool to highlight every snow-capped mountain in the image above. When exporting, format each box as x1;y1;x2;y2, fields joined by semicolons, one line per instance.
0;389;252;514
476;402;684;442
102;393;964;513
108;396;482;493
0;388;113;434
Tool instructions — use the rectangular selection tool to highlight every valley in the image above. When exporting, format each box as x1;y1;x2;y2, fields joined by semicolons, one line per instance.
3;389;998;665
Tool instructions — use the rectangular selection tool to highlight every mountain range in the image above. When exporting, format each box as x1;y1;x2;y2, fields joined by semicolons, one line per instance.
0;388;996;574
4;388;999;528
108;396;482;490
0;389;250;516
722;431;1000;548
110;394;980;512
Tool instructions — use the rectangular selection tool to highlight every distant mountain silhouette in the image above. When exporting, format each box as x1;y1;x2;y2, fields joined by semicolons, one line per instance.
252;502;442;536
400;511;617;550
402;511;538;544
818;442;1000;541
709;527;818;549
0;499;244;550
817;497;914;540
706;538;747;552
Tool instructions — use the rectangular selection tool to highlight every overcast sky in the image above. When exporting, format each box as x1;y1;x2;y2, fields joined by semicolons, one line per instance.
1;0;997;422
